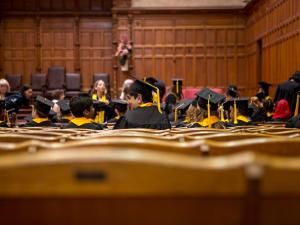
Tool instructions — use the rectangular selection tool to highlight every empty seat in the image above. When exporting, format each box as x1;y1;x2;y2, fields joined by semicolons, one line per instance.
31;73;46;97
46;67;65;95
65;73;82;98
5;74;22;91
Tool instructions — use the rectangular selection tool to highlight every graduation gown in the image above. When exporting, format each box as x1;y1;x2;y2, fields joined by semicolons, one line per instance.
113;105;171;130
65;117;103;130
22;118;56;127
0;121;8;127
165;93;177;115
274;80;300;114
285;115;300;128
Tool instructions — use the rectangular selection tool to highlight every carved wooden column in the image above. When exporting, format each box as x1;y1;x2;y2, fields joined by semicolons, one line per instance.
74;16;81;73
112;0;132;98
0;18;3;77
35;16;42;72
112;12;119;98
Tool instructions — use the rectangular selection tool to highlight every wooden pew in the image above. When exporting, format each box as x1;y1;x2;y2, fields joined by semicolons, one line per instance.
0;150;253;225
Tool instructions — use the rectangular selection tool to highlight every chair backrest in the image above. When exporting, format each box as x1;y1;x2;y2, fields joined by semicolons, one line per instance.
65;73;81;91
47;67;65;90
258;154;300;225
5;74;22;91
0;149;250;225
31;73;46;91
93;73;109;85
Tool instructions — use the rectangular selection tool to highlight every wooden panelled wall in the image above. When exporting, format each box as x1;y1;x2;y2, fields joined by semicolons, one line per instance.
0;0;299;97
130;14;246;89
245;0;300;97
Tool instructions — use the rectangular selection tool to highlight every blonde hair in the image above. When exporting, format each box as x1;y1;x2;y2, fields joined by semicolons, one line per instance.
0;79;11;92
93;79;107;95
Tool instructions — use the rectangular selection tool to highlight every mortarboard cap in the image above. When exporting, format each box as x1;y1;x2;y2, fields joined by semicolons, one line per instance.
129;79;155;100
172;79;183;86
258;81;272;96
227;84;238;98
175;99;194;111
293;71;300;82
224;97;250;116
111;99;128;113
145;77;166;99
35;95;54;115
172;79;183;95
57;100;71;115
196;88;226;111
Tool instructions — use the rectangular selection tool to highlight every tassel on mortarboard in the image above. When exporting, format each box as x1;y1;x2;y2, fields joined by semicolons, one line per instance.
143;78;162;114
233;99;238;124
220;103;225;122
294;92;300;117
207;94;211;128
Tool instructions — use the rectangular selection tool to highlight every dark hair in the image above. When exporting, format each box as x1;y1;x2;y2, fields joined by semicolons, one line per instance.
20;84;32;97
52;89;65;100
34;102;48;118
129;91;152;103
70;96;93;117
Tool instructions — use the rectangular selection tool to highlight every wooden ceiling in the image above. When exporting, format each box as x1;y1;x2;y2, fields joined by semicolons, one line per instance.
131;0;252;9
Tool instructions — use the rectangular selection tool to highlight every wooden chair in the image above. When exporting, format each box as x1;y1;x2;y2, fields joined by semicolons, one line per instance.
0;149;253;225
256;154;300;225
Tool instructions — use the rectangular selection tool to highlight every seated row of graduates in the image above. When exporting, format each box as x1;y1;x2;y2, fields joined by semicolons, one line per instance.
2;77;260;130
3;74;299;130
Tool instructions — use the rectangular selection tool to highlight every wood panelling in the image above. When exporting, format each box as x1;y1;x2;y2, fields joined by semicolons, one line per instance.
41;18;75;72
79;18;113;88
132;14;246;89
245;0;300;97
0;0;113;13
1;18;37;84
1;0;299;97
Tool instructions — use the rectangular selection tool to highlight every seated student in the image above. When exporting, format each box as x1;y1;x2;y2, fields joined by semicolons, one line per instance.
65;96;103;130
5;84;33;113
113;79;171;130
271;99;291;122
91;80;112;123
22;96;56;127
0;78;11;100
0;100;8;127
172;99;197;127
119;79;134;100
224;98;253;127
249;93;267;122
108;99;128;123
165;79;183;117
189;88;226;128
226;84;239;100
52;100;73;123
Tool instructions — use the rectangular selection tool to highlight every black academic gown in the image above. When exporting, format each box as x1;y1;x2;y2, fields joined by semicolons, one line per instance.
274;80;300;114
22;118;56;127
165;93;177;115
113;105;171;130
0;121;8;127
286;115;300;128
65;117;103;130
